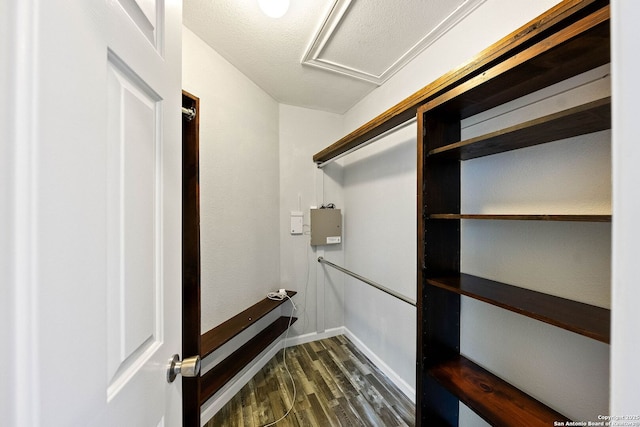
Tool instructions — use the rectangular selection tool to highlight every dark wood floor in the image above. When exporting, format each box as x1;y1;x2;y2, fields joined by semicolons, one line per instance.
205;335;415;427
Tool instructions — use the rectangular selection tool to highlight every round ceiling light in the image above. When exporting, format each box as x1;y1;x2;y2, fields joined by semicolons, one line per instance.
258;0;290;18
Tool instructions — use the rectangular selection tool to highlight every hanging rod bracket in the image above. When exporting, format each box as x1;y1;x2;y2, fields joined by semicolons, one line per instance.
182;106;196;121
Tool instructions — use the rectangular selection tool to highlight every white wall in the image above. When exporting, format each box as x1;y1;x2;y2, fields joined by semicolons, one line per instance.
1;2;20;424
182;27;281;333
278;104;345;338
611;0;640;415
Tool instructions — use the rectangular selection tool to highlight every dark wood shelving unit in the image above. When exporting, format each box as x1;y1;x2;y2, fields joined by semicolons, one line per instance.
427;274;610;343
198;291;297;406
428;355;570;427
429;214;611;222
200;291;296;359
415;1;611;425
428;97;611;160
200;315;297;405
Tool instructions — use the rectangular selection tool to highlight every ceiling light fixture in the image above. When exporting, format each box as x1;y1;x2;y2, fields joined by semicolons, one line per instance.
258;0;290;18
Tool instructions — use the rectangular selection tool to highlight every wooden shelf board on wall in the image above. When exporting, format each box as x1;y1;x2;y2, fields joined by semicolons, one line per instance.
200;291;296;359
428;355;570;427
428;97;611;160
428;214;611;222
426;273;610;343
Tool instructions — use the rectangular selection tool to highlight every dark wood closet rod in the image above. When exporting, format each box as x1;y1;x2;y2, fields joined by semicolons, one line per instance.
312;0;607;165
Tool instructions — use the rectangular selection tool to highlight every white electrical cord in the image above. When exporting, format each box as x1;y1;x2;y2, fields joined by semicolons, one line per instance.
266;289;287;302
262;292;297;427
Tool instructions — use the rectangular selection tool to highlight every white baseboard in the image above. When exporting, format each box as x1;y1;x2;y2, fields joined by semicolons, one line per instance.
343;327;416;403
200;325;415;425
283;326;345;347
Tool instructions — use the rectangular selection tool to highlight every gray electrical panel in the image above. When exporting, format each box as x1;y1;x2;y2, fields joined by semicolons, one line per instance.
310;208;342;246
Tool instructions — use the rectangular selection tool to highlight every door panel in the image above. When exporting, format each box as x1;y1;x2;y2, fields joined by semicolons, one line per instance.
116;0;163;48
106;56;163;398
103;0;183;424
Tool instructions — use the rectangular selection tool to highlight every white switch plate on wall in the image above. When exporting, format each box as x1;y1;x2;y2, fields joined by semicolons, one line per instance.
290;211;303;234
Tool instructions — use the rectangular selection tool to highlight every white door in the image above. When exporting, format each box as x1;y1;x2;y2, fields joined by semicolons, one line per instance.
1;0;183;426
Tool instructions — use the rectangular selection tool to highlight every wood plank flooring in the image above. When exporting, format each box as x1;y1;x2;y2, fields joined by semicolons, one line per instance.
205;335;415;427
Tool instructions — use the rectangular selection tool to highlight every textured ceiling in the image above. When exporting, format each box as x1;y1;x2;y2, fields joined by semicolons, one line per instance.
183;0;484;114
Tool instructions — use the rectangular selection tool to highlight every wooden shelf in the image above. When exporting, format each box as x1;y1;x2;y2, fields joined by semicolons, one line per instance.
429;214;611;222
200;316;297;405
427;273;610;343
428;355;570;427
200;291;296;359
428;97;611;160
